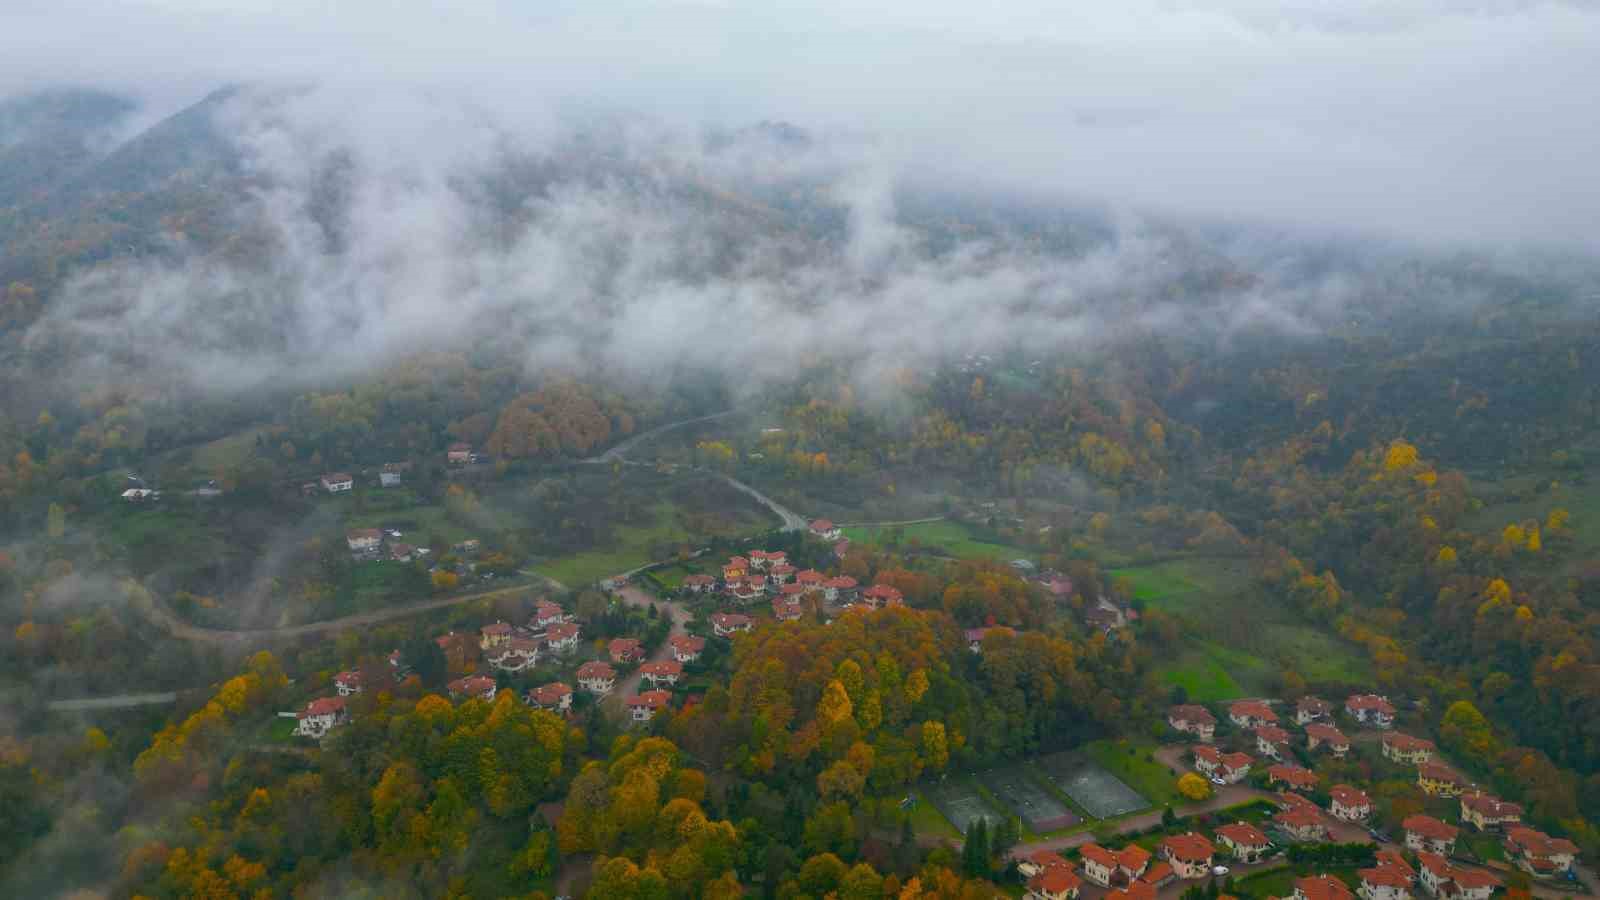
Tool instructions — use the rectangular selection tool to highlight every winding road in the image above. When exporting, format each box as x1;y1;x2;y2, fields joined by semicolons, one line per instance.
583;410;741;464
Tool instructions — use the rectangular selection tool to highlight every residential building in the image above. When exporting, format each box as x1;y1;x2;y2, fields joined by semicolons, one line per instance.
730;577;766;603
487;638;540;672
545;622;581;653
1417;854;1498;899
1215;822;1271;863
778;582;807;602
576;661;617;694
480;621;515;651
711;612;753;636
321;472;354;493
1416;762;1467;797
1357;865;1412;900
1114;845;1151;883
609;638;644;664
346;528;382;556
1267;764;1318;792
769;564;795;584
1328;785;1373;822
1017;850;1073;879
1296;696;1331;725
639;660;683;687
389;543;416;562
1218;751;1254;783
1229;700;1277;728
861;583;904;608
1256;724;1292;759
1381;732;1436;765
627;689;671;722
1402;816;1458;855
669;634;705;663
1274;806;1328;842
527;682;573;713
748;550;776;570
1076;844;1119;887
447;675;497;702
809;518;842;540
447;442;472;464
1277;791;1320;815
1504;826;1579;877
723;557;749;580
1104;884;1156;900
1459;793;1522;831
771;598;803;622
1168;705;1217;742
334;670;363;696
1025;868;1081;900
681;574;717;593
1305;723;1351;756
1139;862;1174;889
822;576;858;604
1293;874;1354;900
295;696;349;738
795;569;825;591
1159;833;1214;879
1346;694;1396;728
379;463;404;487
1373;851;1414;884
533;601;568;628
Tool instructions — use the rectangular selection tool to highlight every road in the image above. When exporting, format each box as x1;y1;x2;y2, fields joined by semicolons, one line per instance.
716;473;807;532
583;410;740;464
605;586;692;708
47;692;178;712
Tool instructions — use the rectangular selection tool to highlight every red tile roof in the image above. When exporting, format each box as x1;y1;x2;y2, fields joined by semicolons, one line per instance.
1268;764;1318;788
482;622;514;635
1417;762;1464;784
1028;849;1071;870
1256;724;1291;744
1506;826;1579;857
640;660;683;677
669;634;705;653
1078;843;1118;868
1193;745;1223;765
1346;693;1395;714
1027;868;1081;895
810;519;835;531
1305;723;1350;745
1275;806;1324;830
1216;822;1269;848
545;622;580;641
1294;874;1353;900
1359;866;1411;889
1460;793;1521;819
1220;752;1253;772
825;575;858;589
576;661;616;679
1117;844;1151;872
530;682;571;705
1169;704;1217;726
302;696;346;717
1329;784;1371;809
628;689;671;709
1161;832;1214;863
1383;732;1436;753
1230;700;1277;722
1403;814;1459;842
1107;882;1156;900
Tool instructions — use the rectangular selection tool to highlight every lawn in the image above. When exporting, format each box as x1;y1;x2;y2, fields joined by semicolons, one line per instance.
842;520;1025;561
536;503;711;589
1108;557;1253;614
344;501;477;545
189;425;279;471
1157;644;1249;702
1082;738;1182;808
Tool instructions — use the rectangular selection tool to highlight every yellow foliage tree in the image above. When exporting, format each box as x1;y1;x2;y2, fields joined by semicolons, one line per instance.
1436;546;1458;565
1384;440;1420;470
1177;772;1212;801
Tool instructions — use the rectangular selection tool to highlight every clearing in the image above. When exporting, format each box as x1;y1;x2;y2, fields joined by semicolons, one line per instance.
842;520;1025;561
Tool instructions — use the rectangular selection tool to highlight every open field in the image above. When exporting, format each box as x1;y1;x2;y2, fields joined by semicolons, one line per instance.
923;777;1006;835
1036;747;1155;818
1108;556;1253;613
1157;643;1250;701
842;520;1025;561
536;499;765;588
977;765;1079;832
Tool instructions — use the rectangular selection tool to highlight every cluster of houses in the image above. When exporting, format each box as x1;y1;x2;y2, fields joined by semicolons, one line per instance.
684;547;905;624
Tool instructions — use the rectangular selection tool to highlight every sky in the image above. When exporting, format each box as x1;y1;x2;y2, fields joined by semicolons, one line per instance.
2;0;1597;251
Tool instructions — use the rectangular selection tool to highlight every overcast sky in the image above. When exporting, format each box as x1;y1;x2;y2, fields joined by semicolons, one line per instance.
2;0;1598;252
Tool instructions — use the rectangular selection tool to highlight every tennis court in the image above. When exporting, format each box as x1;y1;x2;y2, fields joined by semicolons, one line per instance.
923;778;1004;835
978;765;1080;832
1036;752;1150;819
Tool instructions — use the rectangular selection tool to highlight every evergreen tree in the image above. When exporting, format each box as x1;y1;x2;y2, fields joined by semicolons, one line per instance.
1162;805;1178;830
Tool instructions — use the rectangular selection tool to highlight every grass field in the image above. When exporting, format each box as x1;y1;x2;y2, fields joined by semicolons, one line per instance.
1082;738;1181;808
536;503;704;588
189;426;279;471
1158;643;1250;701
909;792;963;840
345;501;479;545
842;520;1025;561
1108;557;1253;613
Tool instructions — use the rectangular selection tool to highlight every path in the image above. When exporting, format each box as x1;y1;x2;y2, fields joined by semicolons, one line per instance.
47;692;178;712
606;585;692;706
716;473;807;532
584;410;740;464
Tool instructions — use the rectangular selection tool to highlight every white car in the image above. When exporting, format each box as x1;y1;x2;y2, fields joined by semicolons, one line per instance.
1212;866;1230;877
1211;776;1227;786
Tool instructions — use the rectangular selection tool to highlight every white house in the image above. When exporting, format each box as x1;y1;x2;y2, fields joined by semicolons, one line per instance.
320;473;354;493
295;696;349;738
577;661;617;695
527;682;573;713
334;670;364;696
628;690;671;722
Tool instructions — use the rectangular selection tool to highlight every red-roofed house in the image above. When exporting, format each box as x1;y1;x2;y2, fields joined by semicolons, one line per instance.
1105;884;1156;900
480;621;515;650
322;472;355;493
1169;705;1217;742
823;576;858;604
640;660;683;686
669;634;706;663
1139;861;1174;889
1402;816;1459;855
1218;751;1253;783
345;528;381;558
1505;827;1579;877
1381;732;1436;765
1346;694;1396;728
545;622;581;653
1274;806;1329;842
862;583;904;608
1216;822;1271;862
1459;793;1521;831
1306;723;1351;756
723;557;748;580
1160;833;1215;879
1416;762;1467;797
1191;745;1224;778
772;599;803;622
748;549;776;570
778;582;807;600
576;661;617;695
487;637;541;672
1115;845;1151;882
682;573;717;593
334;670;364;696
1329;785;1373;822
448;675;497;702
1418;854;1499;900
533;600;568;628
1267;764;1319;792
711;612;753;636
730;576;766;603
627;689;671;722
527;682;572;712
769;564;795;583
1374;850;1414;883
1230;700;1278;728
295;696;349;738
1077;844;1120;887
1017;849;1073;879
795;569;824;589
609;637;645;664
1358;864;1412;900
810;519;842;540
1025;867;1082;900
1293;874;1353;900
1296;696;1331;724
1256;724;1292;759
447;443;471;464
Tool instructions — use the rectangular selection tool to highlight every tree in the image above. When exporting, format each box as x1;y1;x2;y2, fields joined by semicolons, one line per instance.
961;819;990;877
1162;806;1178;829
1177;773;1212;801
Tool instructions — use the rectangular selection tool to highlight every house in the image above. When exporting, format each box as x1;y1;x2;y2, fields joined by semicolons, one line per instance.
778;582;807;602
1017;849;1074;879
533;600;568;628
1459;793;1522;831
1418;854;1499;899
1114;845;1151;883
346;528;382;556
748;550;775;570
1328;785;1373;822
1105;884;1156;900
809;518;842;540
861;584;904;608
609;638;645;664
1139;862;1174;889
1305;723;1351;756
823;576;858;604
487;638;540;672
723;557;749;580
1256;724;1292;759
1402;815;1459;855
1191;745;1224;778
639;660;683;686
682;574;717;593
1373;851;1415;884
769;564;795;584
122;487;159;502
1085;602;1125;633
448;675;497;702
1215;822;1271;863
1346;694;1396;728
1504;826;1579;877
447;442;472;464
730;577;766;603
295;696;349;738
576;661;617;694
545;622;581;653
389;543;417;562
669;634;706;663
527;682;573;713
711;612;753;636
627;689;671;722
379;463;404;487
1296;696;1331;725
1293;874;1354;900
772;598;803;622
1381;732;1436;765
1416;762;1467;797
1277;790;1320;815
1076;844;1120;887
1160;833;1215;879
1169;705;1218;741
1267;764;1318;792
1230;700;1277;728
795;569;824;590
1217;751;1253;783
1274;806;1328;841
480;621;515;651
1025;868;1081;900
321;472;354;493
334;670;364;696
1358;864;1413;900
453;538;481;556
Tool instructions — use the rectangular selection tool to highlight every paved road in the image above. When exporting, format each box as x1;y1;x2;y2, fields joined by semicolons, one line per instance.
605;586;692;708
47;692;179;712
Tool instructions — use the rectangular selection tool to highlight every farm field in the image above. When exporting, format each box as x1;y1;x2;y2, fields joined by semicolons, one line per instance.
841;520;1025;561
